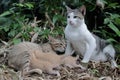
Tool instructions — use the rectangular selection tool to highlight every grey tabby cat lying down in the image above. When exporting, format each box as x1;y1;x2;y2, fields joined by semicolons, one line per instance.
7;36;65;74
7;37;84;76
64;5;118;68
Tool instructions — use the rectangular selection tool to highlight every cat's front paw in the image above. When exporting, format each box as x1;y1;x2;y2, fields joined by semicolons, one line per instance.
81;63;88;70
81;61;88;69
81;59;89;63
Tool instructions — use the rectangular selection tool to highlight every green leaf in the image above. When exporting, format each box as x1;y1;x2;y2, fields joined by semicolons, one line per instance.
15;3;24;7
53;14;59;24
25;3;34;9
3;26;10;32
115;18;120;26
0;11;12;17
110;14;120;20
104;18;110;24
108;22;120;37
106;38;117;43
107;3;120;9
8;30;16;37
12;39;21;45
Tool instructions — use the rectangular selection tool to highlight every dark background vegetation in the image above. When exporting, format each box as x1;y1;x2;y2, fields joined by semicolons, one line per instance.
0;0;120;53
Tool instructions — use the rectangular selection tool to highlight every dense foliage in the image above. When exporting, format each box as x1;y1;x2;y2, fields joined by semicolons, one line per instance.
0;0;120;52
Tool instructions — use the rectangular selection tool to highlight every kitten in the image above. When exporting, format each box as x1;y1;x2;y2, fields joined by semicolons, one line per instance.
64;5;118;68
33;50;62;66
30;50;84;76
33;50;84;69
30;50;60;76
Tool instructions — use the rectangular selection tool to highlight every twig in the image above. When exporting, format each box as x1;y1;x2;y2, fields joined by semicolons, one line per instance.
45;12;55;31
0;39;9;46
30;17;41;42
0;39;9;55
31;32;39;42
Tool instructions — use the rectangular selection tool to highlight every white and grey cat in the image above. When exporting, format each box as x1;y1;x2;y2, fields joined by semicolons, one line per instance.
64;5;118;68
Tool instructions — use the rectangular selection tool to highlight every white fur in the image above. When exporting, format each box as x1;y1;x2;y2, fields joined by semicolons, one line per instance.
65;12;96;63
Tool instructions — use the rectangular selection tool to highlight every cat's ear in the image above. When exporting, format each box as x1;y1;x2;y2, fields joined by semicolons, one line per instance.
48;35;55;43
79;5;86;16
65;5;72;13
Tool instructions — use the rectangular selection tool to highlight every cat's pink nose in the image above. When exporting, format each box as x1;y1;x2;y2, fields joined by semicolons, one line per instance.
69;21;74;25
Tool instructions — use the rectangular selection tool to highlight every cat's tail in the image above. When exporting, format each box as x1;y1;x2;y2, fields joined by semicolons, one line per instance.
103;45;115;59
103;44;118;68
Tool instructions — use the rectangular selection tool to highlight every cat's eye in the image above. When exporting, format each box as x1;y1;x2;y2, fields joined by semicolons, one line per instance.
79;17;82;19
73;16;77;18
67;16;70;18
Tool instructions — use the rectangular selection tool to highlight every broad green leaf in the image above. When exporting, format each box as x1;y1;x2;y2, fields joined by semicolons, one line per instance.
25;3;34;9
0;11;12;17
108;22;120;37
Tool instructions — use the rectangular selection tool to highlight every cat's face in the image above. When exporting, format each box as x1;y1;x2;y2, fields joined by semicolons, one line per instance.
66;5;86;27
48;36;66;53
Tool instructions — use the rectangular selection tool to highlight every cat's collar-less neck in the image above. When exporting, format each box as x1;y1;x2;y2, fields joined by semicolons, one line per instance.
67;22;87;32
